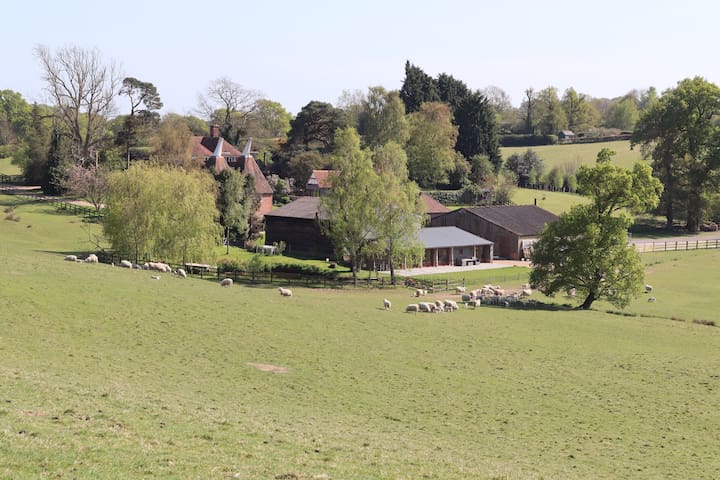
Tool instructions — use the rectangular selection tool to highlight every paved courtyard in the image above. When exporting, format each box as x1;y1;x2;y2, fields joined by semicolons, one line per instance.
390;260;530;276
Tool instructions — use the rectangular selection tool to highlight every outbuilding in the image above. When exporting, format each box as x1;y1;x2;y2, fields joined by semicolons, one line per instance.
264;197;334;258
418;226;493;267
430;205;558;260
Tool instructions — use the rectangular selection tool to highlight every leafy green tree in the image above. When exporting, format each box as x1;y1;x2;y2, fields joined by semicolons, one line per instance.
13;103;53;185
103;164;220;263
363;87;409;148
399;61;439;113
286;101;346;153
372;141;408;179
321;128;381;285
504;149;544;187
436;73;470;111
454;91;501;169
151;115;194;168
470;154;495;187
632;77;720;232
288;150;326;190
561;88;599;132
118;77;163;167
406;102;458;188
216;168;255;254
530;149;662;310
0;89;31;156
535;87;568;135
336;89;367;133
607;96;639;130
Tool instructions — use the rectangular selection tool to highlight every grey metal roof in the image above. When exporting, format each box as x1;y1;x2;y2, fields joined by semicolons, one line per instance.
419;227;493;249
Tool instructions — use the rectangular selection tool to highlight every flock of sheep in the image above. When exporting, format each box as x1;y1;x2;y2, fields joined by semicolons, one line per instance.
64;253;293;295
386;283;536;313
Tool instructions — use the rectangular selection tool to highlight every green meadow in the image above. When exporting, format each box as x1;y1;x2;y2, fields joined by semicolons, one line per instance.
501;140;645;171
1;194;719;479
0;156;21;175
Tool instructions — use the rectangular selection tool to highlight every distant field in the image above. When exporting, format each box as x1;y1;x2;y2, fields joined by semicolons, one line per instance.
511;187;590;215
501;140;645;171
0;156;22;175
1;194;719;479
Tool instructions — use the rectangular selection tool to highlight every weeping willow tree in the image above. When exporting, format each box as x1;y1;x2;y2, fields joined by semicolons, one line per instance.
103;163;221;263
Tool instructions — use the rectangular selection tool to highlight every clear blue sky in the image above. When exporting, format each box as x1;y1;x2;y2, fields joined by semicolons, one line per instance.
4;0;720;116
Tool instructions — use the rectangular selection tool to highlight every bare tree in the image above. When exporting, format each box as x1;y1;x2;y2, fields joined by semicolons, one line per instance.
197;77;261;143
35;45;122;166
60;163;109;214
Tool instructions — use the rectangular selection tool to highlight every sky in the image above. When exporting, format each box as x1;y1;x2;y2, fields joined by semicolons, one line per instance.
4;0;720;116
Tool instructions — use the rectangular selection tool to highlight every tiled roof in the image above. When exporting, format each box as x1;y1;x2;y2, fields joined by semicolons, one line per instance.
420;193;450;214
465;205;558;236
307;170;335;189
419;227;493;248
264;197;328;220
190;136;243;158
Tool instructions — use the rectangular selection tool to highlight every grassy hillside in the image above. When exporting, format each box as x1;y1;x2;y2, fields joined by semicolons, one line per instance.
1;194;719;479
501;140;645;171
511;187;590;215
0;156;22;175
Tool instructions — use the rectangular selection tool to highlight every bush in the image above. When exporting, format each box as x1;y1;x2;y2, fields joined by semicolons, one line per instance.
500;134;558;147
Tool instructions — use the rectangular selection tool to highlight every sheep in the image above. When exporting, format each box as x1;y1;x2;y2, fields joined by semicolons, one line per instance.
461;293;472;303
521;288;533;297
150;275;160;280
279;287;293;297
405;303;419;313
84;254;98;263
220;278;233;287
521;283;531;290
648;296;657;303
132;263;142;269
383;299;392;310
418;302;434;313
468;299;482;309
444;300;459;312
414;288;428;297
119;260;132;268
455;286;466;294
64;255;77;262
645;284;654;293
176;268;187;279
567;288;577;297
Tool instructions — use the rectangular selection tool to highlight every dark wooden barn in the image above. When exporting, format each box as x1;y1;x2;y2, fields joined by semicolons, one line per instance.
264;197;334;258
430;205;558;260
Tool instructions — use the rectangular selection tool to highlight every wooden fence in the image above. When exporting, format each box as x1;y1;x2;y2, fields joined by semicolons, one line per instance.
633;239;720;253
0;186;101;219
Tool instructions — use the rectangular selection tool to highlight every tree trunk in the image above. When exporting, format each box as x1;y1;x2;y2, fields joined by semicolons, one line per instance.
225;226;230;254
389;258;396;285
579;291;596;310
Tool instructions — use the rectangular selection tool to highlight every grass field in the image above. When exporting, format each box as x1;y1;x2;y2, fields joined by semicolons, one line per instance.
500;140;645;171
0;156;22;175
1;194;719;479
510;188;590;215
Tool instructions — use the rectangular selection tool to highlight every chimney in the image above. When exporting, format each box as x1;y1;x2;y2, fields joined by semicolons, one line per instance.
210;124;220;138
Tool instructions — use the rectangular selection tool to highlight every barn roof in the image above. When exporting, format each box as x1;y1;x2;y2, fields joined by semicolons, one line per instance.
419;227;493;249
190;135;243;158
264;196;328;220
464;205;558;236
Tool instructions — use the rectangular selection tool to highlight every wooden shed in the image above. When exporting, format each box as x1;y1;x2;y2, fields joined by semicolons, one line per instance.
430;205;558;260
264;197;334;258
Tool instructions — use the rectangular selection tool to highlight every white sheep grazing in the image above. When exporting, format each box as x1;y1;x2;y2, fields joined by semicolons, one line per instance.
414;288;427;297
279;287;293;297
418;302;433;313
648;296;657;303
645;284;654;293
64;255;77;262
176;268;187;279
220;278;233;287
455;286;466;293
84;254;99;263
444;300;459;312
406;303;419;313
119;260;132;268
383;299;392;310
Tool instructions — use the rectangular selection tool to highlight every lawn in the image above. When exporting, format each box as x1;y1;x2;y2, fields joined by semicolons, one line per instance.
501;140;645;171
0;156;22;175
1;194;719;479
510;188;590;215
